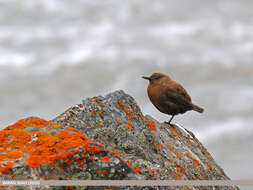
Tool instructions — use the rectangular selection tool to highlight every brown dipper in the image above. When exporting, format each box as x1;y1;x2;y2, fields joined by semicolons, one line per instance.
142;72;204;124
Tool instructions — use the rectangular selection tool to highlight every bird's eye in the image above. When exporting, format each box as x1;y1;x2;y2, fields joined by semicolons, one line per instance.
152;76;161;80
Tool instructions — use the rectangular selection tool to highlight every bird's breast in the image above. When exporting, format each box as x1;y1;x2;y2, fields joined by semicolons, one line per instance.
147;84;168;113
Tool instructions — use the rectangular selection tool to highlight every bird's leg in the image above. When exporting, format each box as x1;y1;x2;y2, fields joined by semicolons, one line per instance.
165;115;174;125
168;115;174;124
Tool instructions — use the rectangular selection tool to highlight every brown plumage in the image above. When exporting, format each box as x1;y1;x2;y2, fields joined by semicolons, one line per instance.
142;72;204;124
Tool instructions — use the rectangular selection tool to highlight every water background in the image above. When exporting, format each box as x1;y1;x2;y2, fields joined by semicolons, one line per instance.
0;0;253;187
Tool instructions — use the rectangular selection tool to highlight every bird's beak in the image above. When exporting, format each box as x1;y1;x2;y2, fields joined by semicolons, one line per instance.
142;76;151;81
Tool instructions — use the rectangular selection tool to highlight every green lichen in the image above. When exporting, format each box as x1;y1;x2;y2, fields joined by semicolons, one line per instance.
72;171;92;180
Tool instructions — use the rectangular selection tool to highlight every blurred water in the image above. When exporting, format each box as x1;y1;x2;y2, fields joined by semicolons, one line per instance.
0;0;253;186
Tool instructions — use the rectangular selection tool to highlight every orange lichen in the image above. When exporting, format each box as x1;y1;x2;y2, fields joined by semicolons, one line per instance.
27;118;52;128
117;120;122;125
128;119;132;125
101;156;110;162
207;163;214;171
118;100;124;106
134;167;141;174
124;108;131;116
76;157;85;169
53;123;61;129
185;152;190;158
180;166;187;177
140;115;145;123
148;169;154;176
97;170;107;176
90;111;95;117
110;151;119;157
147;120;156;130
65;126;82;134
65;186;74;190
5;118;47;131
126;160;132;166
172;172;182;180
169;127;180;136
125;123;134;131
116;100;124;109
26;155;45;167
133;114;138;119
90;145;101;155
167;144;182;159
98;111;103;115
5;152;22;160
179;166;184;172
101;103;105;107
0;117;98;174
193;158;200;166
97;124;103;128
0;162;13;174
173;162;186;179
205;150;211;157
167;158;173;162
91;98;98;105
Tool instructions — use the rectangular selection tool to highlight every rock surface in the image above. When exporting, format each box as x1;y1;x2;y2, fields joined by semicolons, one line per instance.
0;90;239;190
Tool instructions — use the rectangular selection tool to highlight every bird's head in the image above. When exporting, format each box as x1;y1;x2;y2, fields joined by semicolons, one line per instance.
142;72;170;84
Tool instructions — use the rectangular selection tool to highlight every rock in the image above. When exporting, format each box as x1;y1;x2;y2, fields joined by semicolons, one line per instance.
0;90;239;190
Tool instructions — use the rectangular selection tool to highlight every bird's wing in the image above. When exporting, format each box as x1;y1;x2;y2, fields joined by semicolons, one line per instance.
165;88;192;107
175;84;191;102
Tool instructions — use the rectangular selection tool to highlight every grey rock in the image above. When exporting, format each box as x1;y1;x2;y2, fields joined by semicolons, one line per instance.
0;90;239;190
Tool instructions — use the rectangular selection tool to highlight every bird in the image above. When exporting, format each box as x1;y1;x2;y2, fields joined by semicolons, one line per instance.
142;72;204;124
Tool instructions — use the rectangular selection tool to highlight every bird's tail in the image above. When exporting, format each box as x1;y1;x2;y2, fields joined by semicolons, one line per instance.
191;104;204;113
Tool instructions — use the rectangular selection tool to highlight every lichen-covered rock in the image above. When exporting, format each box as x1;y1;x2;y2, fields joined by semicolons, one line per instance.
0;117;134;189
0;90;239;190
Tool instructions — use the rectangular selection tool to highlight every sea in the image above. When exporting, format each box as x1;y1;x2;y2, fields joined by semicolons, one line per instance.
0;0;253;188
